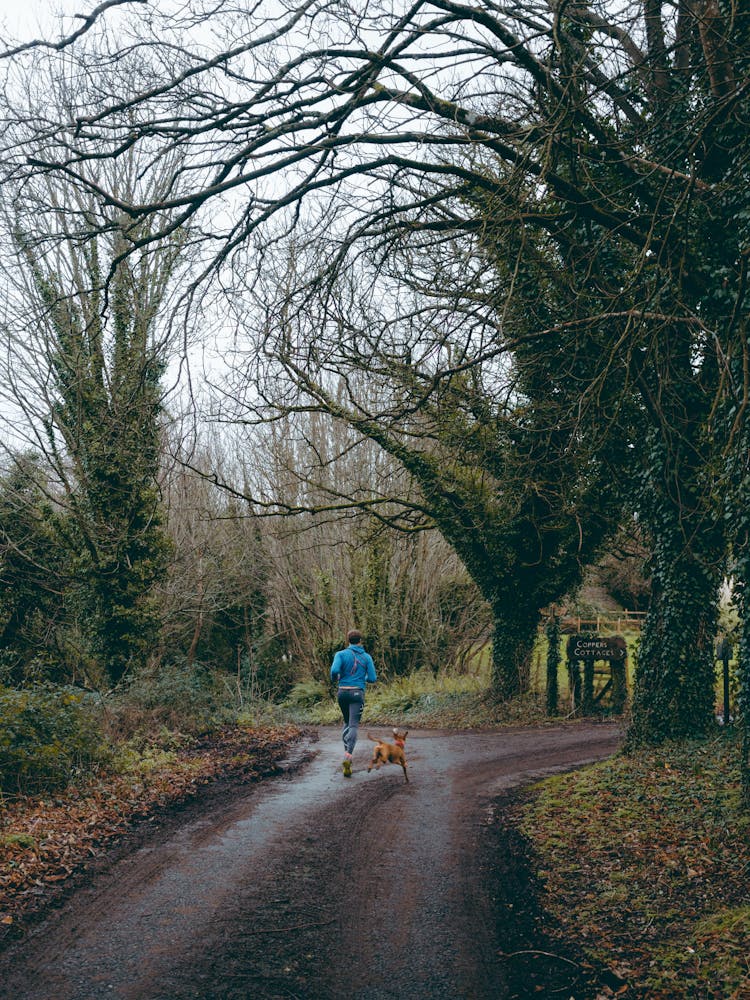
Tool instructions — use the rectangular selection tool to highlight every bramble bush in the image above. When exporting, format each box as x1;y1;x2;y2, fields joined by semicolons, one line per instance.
0;685;108;795
112;660;225;736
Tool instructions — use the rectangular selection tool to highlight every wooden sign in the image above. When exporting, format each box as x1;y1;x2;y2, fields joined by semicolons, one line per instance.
566;634;627;661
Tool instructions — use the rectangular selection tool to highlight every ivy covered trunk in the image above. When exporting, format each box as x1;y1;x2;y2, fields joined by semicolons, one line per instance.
490;600;539;701
627;450;723;745
734;567;750;806
628;584;718;744
545;615;560;716
78;489;170;686
24;227;178;687
725;424;750;806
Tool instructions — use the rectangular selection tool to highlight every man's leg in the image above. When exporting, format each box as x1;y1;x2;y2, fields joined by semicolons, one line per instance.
345;692;364;754
337;690;351;751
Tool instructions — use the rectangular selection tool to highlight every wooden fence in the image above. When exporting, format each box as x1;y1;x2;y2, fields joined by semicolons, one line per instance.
554;610;647;634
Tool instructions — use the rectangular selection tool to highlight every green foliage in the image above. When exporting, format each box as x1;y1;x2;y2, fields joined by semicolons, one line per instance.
595;524;651;611
460;7;748;740
0;455;72;684
109;740;182;778
627;432;724;746
366;674;425;715
349;527;489;680
455;180;632;700
186;516;274;677
282;664;549;729
114;661;224;735
276;681;340;725
727;530;750;805
0;832;37;850
720;340;750;803
15;225;178;687
294;336;618;702
284;679;329;708
0;685;108;794
235;640;298;702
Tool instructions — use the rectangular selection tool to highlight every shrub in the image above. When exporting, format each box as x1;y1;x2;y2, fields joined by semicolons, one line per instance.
284;679;329;709
368;682;420;716
232;640;298;704
0;685;108;795
113;660;224;736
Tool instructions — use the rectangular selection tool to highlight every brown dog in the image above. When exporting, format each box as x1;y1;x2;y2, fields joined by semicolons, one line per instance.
367;729;409;782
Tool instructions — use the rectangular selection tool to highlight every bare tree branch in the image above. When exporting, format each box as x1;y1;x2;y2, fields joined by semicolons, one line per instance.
0;0;148;59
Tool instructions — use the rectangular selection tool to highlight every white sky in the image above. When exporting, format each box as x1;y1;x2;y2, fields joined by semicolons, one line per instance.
1;0;54;31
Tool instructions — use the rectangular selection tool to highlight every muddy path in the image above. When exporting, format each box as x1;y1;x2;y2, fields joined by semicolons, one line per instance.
0;722;622;1000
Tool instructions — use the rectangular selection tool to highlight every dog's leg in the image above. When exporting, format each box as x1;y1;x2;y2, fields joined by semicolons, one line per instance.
368;747;384;773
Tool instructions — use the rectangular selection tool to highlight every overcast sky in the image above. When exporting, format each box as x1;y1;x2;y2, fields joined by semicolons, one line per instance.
0;0;83;43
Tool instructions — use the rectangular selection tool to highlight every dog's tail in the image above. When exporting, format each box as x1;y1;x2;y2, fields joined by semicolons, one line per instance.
367;733;381;743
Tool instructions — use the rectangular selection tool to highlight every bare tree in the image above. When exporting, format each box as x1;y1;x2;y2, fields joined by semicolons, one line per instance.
195;237;614;700
159;433;276;688
248;405;491;680
7;0;748;738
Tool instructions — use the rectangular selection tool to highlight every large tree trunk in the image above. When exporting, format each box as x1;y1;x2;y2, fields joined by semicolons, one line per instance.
739;597;750;808
730;551;750;806
626;501;723;746
490;602;539;701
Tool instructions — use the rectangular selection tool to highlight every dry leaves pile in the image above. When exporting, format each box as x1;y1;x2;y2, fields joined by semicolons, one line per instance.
0;725;300;936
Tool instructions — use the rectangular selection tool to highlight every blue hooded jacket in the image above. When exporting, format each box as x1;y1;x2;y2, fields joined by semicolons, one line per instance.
330;644;377;691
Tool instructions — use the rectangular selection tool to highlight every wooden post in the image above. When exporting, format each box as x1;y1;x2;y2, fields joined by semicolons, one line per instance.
582;657;595;714
567;658;581;715
716;638;733;725
545;615;560;716
612;657;627;714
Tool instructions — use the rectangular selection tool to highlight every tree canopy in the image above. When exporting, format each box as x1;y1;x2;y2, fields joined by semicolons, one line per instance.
1;0;749;754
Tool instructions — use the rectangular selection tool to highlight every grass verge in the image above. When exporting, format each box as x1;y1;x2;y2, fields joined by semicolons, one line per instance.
276;668;570;729
519;729;750;999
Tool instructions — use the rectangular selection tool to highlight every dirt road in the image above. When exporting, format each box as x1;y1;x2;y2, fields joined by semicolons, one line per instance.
0;722;621;1000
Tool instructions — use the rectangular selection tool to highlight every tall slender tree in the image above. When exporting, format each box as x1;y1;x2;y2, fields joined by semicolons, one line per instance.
17;222;179;683
0;56;193;685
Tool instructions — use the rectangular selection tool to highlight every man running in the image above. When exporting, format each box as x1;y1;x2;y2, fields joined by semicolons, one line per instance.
330;630;377;776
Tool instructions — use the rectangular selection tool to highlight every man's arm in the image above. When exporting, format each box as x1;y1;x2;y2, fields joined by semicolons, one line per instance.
330;651;342;682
